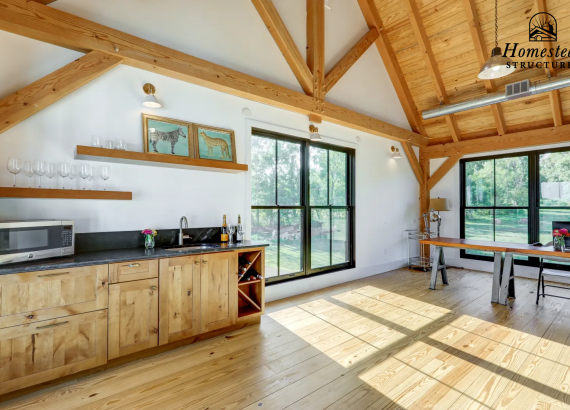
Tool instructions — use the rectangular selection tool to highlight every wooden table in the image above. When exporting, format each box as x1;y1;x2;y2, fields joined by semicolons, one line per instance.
419;237;570;305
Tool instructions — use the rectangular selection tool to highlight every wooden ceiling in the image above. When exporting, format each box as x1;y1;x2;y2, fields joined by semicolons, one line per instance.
373;0;570;144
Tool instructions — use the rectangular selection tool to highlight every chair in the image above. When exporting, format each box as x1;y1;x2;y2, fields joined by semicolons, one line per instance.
536;221;570;304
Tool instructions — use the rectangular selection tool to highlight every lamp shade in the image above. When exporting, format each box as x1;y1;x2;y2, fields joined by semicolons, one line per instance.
143;94;161;108
429;198;450;211
478;47;516;80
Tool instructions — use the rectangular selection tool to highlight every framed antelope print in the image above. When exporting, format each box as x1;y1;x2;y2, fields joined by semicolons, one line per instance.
193;124;236;163
142;114;194;158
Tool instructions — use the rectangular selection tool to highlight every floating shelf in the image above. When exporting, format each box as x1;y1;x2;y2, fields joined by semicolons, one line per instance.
75;146;248;173
0;187;132;200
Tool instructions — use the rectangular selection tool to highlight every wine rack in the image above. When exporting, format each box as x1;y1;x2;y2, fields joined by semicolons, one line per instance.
237;249;264;319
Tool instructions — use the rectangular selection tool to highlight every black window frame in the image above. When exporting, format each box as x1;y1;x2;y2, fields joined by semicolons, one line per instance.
251;128;356;284
460;146;570;271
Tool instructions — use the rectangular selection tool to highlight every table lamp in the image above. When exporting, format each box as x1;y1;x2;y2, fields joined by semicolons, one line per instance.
429;197;450;237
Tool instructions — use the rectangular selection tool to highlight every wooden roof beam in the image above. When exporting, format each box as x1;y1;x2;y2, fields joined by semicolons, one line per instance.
535;0;564;126
0;0;428;146
323;28;379;94
421;123;570;159
0;51;121;135
462;0;507;135
251;0;313;95
404;0;461;142
307;0;325;102
357;0;427;136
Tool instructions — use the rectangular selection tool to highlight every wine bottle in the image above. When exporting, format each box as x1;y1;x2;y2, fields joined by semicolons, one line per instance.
236;214;244;242
221;215;229;243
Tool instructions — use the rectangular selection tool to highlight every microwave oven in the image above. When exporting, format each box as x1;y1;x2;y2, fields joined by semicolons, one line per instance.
0;220;74;265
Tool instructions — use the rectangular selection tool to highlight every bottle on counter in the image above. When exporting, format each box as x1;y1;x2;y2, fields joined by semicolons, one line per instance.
221;215;229;243
236;214;244;242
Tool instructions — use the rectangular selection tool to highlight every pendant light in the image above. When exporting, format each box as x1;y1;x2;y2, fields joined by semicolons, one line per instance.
478;0;516;80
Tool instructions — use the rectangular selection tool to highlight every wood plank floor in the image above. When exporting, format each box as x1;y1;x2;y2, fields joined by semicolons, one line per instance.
4;267;570;409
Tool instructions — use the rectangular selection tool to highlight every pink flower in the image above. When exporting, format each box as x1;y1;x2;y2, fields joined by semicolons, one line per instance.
141;229;157;236
560;229;570;237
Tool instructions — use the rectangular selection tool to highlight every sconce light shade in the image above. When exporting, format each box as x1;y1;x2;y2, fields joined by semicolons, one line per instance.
429;197;450;211
142;83;161;108
309;124;322;141
390;146;402;159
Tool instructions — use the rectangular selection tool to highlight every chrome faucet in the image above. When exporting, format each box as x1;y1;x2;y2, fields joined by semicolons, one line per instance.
179;216;189;245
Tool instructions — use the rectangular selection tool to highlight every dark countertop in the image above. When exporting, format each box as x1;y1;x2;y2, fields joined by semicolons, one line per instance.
0;241;269;275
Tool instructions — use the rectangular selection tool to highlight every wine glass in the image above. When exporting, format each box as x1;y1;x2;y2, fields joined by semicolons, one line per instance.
227;225;235;244
45;163;57;189
79;164;90;190
68;165;77;189
87;166;95;190
7;157;22;187
58;163;70;189
33;160;46;188
23;161;34;188
100;166;110;190
116;140;126;150
91;135;101;148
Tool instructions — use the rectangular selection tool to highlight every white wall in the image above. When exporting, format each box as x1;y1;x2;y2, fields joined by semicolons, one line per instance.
431;142;570;284
0;1;419;301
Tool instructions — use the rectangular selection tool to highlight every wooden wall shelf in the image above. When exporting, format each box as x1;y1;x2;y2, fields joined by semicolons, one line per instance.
75;146;248;173
0;187;132;200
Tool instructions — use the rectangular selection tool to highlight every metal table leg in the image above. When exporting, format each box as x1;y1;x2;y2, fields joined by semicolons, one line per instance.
429;246;448;290
491;252;502;304
499;252;515;305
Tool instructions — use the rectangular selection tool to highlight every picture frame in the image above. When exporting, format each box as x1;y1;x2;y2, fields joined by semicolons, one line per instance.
142;114;194;158
193;123;236;163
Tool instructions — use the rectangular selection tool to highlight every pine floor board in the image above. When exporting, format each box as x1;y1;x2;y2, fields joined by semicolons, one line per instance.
5;267;570;409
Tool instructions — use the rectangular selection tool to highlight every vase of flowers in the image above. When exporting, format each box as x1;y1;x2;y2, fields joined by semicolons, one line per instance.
142;229;157;249
553;228;570;251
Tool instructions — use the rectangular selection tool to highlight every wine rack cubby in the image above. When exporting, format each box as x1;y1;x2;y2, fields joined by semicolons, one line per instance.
237;249;264;319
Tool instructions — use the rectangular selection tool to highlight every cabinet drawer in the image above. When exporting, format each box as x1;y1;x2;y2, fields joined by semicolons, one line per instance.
109;259;158;283
0;310;107;395
0;265;108;329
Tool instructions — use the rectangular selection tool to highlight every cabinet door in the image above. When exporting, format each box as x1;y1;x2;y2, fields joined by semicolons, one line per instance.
200;252;237;333
158;256;201;345
108;279;159;359
0;265;108;329
0;310;107;395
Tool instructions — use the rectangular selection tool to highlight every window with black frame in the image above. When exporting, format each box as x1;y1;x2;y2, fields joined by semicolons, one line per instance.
460;147;570;270
250;129;355;283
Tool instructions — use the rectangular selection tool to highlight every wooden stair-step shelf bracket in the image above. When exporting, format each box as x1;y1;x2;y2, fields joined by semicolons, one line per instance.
0;187;132;200
75;146;248;173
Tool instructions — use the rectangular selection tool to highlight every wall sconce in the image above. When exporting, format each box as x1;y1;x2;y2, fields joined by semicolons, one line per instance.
309;124;322;141
142;83;161;108
391;146;402;159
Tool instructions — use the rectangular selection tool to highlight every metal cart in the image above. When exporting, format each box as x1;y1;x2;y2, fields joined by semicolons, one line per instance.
406;230;436;271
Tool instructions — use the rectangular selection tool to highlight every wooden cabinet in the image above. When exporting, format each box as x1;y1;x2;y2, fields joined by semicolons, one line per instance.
158;255;201;345
0;265;108;329
108;279;159;359
109;259;158;283
0;310;107;395
200;252;237;333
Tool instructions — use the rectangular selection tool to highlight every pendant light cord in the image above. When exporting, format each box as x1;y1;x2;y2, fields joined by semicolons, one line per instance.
495;0;499;48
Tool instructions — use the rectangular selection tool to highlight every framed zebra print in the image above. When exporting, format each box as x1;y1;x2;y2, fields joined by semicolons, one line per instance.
142;114;195;158
193;123;237;163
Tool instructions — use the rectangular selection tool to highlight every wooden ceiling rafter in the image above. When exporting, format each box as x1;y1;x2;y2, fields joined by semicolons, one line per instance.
404;0;462;143
535;0;564;127
0;51;122;135
307;0;325;102
461;0;507;136
251;0;314;95
323;28;379;94
0;0;428;146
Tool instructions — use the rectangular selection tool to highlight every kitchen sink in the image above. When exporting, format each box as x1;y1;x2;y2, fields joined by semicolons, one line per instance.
162;244;219;252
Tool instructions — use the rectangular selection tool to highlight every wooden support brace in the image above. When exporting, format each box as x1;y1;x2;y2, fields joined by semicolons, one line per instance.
0;50;122;135
401;142;424;184
427;155;462;191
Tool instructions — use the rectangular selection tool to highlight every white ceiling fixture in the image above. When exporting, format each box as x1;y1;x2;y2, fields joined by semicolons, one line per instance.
142;83;161;108
478;0;515;80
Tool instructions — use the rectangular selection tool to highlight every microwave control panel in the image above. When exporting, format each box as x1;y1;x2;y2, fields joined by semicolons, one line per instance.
62;225;73;247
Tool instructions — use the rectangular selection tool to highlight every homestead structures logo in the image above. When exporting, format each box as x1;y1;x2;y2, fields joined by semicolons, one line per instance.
529;12;557;42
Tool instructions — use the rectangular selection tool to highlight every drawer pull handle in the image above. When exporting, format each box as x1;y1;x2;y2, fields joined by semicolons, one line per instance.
37;321;68;330
203;261;208;265
151;286;157;290
27;315;34;320
153;328;158;333
127;263;141;268
194;261;199;265
187;290;191;296
38;272;69;278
